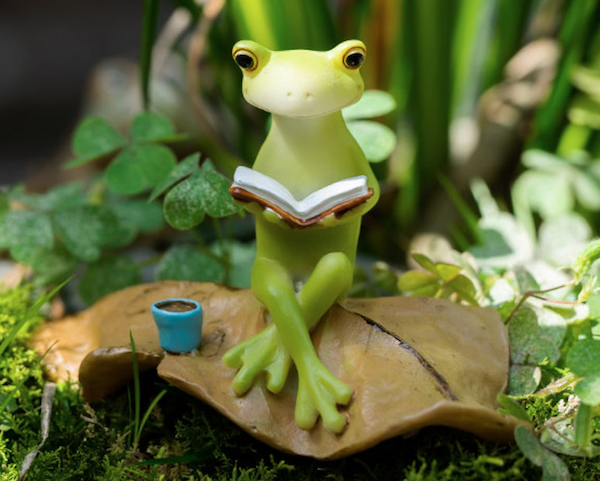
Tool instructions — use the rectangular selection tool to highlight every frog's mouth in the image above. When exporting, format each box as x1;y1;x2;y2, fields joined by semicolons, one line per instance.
246;87;364;119
242;66;364;118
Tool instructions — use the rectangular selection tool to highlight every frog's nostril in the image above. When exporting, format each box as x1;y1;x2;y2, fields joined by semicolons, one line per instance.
286;92;292;97
305;92;313;100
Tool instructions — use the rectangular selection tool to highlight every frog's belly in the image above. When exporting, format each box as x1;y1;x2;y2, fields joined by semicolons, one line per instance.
254;216;361;279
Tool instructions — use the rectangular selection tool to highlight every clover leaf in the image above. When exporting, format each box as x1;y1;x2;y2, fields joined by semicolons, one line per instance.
163;161;240;230
131;111;188;143
508;307;565;365
0;210;54;251
10;244;79;287
567;339;600;405
156;244;224;282
149;153;200;201
67;116;127;167
80;255;141;305
52;205;134;262
514;425;571;481
108;199;165;234
9;182;88;212
105;144;176;195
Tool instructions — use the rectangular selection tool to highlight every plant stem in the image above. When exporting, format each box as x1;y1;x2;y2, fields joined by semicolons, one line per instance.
140;0;160;110
574;402;593;454
212;217;230;285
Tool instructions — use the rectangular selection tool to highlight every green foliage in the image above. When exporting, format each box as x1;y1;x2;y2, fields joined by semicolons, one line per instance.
68;112;180;197
397;253;478;305
149;153;199;202
373;181;600;473
343;90;397;163
156;244;224;283
131;111;187;144
513;150;600;239
68;117;127;167
515;425;571;481
0;110;245;304
106;144;176;195
80;256;142;305
53;205;134;262
497;394;532;423
567;340;600;405
163;160;241;230
0;191;9;215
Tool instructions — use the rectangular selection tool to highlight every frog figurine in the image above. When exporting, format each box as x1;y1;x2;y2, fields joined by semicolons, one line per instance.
223;40;380;433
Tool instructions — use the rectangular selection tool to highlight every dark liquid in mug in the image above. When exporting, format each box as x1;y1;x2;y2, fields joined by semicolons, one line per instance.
156;301;196;312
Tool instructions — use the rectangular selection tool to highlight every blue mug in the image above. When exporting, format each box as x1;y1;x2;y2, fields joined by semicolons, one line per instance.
151;298;203;353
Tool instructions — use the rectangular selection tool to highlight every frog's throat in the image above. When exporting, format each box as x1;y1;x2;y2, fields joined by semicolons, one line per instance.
269;110;348;138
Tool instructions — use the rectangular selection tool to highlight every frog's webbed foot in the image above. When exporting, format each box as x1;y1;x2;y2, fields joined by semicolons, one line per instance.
295;360;353;433
223;324;292;395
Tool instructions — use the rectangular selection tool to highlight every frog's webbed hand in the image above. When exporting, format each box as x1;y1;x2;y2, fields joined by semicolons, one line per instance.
317;190;380;228
223;323;292;394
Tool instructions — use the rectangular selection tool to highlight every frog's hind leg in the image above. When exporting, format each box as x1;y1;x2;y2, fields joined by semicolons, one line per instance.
222;258;300;396
298;251;353;330
293;252;354;432
258;253;354;433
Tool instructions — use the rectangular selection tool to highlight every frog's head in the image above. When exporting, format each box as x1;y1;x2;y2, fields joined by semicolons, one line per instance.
232;40;366;118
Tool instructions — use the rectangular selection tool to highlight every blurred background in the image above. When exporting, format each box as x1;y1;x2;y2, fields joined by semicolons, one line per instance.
3;0;600;298
0;0;174;184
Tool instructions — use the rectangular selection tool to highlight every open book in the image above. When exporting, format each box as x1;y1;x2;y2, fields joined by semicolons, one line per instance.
229;166;373;227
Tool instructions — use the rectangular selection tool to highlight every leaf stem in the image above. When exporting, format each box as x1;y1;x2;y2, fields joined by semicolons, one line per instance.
506;279;577;324
136;252;164;270
212;217;230;285
190;228;227;265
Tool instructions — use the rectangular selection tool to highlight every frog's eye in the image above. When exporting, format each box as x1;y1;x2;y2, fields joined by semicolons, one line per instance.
343;47;365;69
234;49;258;71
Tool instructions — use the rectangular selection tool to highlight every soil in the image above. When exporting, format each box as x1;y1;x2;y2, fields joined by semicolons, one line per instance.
156;300;196;312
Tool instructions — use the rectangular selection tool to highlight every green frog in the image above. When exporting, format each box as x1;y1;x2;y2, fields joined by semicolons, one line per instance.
223;40;379;433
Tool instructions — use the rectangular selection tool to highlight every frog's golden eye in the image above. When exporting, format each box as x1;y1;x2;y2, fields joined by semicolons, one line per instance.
343;47;365;69
234;49;258;71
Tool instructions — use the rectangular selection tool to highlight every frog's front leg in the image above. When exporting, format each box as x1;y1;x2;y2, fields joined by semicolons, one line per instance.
225;253;354;432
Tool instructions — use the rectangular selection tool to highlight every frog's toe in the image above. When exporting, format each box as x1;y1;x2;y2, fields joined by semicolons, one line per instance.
265;350;292;393
327;376;354;406
230;364;260;395
294;368;353;433
295;382;348;433
222;343;245;369
295;384;319;430
321;408;347;434
223;325;292;395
